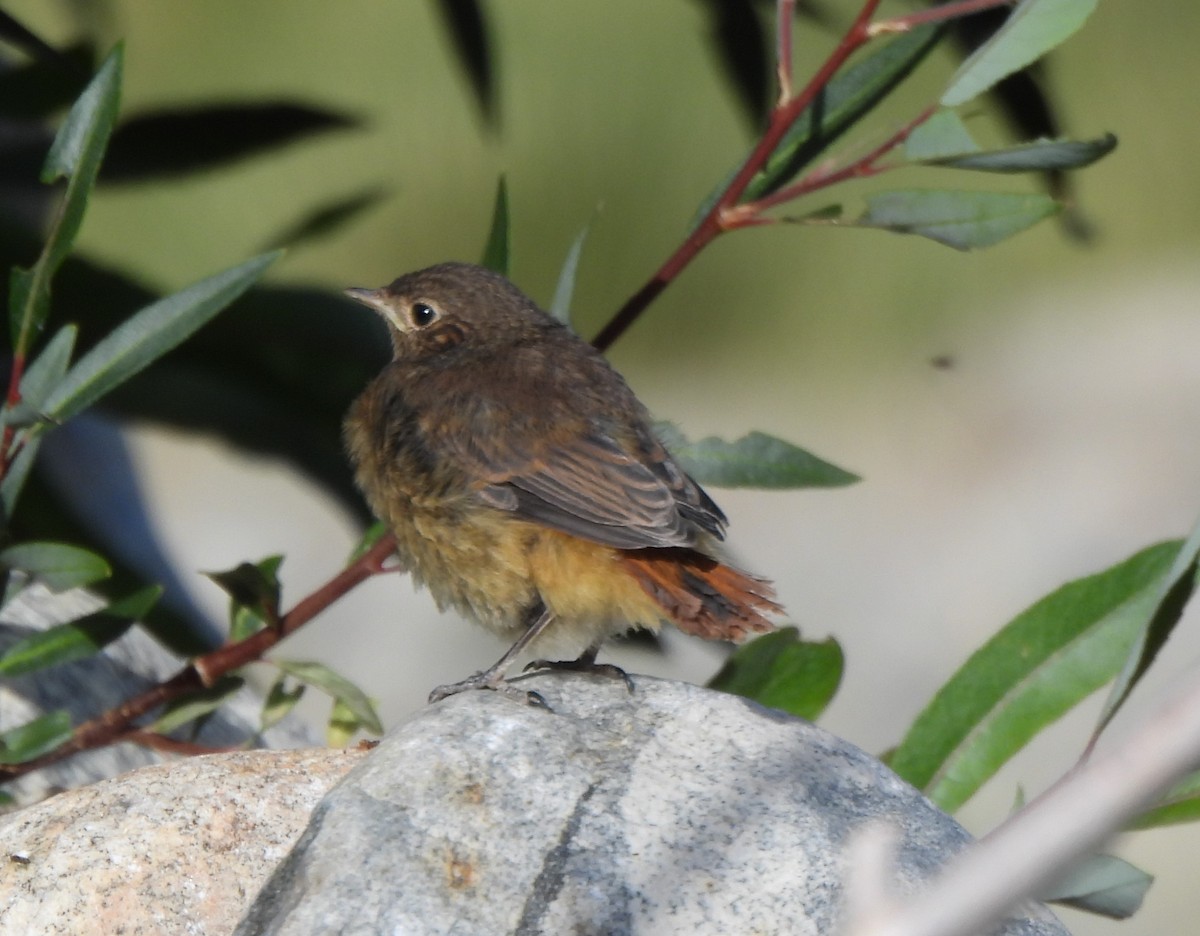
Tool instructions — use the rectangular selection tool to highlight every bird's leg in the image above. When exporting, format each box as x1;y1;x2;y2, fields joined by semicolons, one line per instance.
525;640;635;693
428;605;557;705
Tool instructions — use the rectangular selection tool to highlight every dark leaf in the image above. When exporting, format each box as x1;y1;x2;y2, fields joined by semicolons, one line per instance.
0;585;159;676
0;710;72;765
433;0;496;125
920;133;1117;173
205;555;283;640
658;425;859;489
708;628;842;721
889;541;1180;813
479;175;510;276
858;189;1059;250
742;23;944;202
348;520;390;563
262;186;387;251
99;103;357;183
1041;854;1153;920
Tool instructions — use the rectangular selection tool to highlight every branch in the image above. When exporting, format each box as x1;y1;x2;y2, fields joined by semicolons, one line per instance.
0;533;399;781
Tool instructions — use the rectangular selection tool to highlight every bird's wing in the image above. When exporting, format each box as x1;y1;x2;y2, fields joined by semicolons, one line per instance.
467;428;726;550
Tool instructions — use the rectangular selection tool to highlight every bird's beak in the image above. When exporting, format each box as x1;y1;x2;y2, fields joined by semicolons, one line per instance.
344;286;387;312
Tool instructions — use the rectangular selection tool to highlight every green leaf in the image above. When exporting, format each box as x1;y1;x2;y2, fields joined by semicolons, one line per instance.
1091;521;1200;746
1129;769;1200;830
274;659;383;735
942;0;1099;108
43;250;281;423
708;628;843;721
904;109;979;161
858;189;1060;250
0;435;42;519
151;676;246;734
204;555;283;640
348;520;390;563
920;133;1118;174
0;584;160;676
9;45;122;354
261;675;306;733
889;541;1179;813
326;695;370;748
17;324;77;415
480;175;510;276
0;541;111;591
0;710;73;765
549;224;590;325
743;24;945;202
658;426;859;489
1040;854;1153;920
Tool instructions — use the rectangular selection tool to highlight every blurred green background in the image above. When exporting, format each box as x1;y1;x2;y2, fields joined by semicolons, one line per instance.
7;2;1200;932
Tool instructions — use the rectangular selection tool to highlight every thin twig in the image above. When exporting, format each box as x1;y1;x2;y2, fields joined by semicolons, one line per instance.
868;0;1015;38
0;533;399;781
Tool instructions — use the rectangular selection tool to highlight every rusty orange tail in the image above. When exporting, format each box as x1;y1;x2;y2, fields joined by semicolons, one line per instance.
620;548;780;641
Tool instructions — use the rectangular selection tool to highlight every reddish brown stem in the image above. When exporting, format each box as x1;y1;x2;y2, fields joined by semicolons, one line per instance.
0;533;399;782
122;730;240;757
0;351;26;484
743;104;937;216
591;0;884;351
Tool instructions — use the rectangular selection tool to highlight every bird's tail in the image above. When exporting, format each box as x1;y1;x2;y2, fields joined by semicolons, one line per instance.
620;548;780;641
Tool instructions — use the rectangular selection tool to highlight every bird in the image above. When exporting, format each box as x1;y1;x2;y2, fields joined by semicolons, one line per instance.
342;261;779;702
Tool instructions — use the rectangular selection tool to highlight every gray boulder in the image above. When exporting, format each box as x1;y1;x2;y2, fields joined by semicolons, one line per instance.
238;674;1068;936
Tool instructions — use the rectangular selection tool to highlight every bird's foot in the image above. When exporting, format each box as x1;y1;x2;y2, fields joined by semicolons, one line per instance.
524;656;635;693
428;670;548;708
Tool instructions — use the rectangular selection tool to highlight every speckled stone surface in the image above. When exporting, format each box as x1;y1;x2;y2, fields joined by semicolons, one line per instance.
237;675;1069;936
0;748;363;935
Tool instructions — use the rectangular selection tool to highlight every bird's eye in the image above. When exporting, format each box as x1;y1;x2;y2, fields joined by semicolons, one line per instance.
410;302;439;328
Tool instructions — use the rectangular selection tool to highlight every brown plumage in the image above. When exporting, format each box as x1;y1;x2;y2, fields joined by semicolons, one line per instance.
343;261;779;701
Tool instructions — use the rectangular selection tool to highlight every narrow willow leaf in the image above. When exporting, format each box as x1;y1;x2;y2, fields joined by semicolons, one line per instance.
152;676;246;734
745;23;944;201
0;710;73;764
0;584;160;676
1091;520;1200;745
708;628;843;721
859;189;1059;250
942;0;1099;108
1040;854;1153;920
549;225;590;325
889;541;1179;813
274;659;383;734
658;425;859;489
904;109;979;161
1128;770;1200;830
0;435;41;518
261;676;306;732
922;133;1117;173
9;46;122;352
263;186;386;251
480;175;510;276
44;250;281;422
0;540;111;591
17;323;77;413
